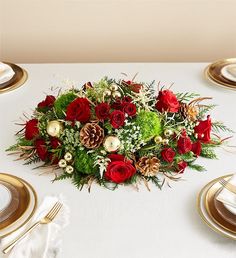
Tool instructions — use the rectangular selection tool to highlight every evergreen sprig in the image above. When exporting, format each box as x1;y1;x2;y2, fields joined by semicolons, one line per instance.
176;92;200;102
212;121;234;134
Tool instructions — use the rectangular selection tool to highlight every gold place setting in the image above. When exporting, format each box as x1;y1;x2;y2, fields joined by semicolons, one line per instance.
0;62;28;94
205;58;236;91
0;173;68;258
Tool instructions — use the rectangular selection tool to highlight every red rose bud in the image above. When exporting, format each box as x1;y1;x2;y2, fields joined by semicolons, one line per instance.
25;119;39;140
82;81;93;91
105;160;136;184
108;154;125;162
155;90;180;113
123;80;142;93
194;115;212;143
50;137;61;149
37;95;55;110
111;99;124;111
35;139;48;161
177;161;188;173
122;96;132;103
49;154;59;165
191;141;202;156
124;103;137;117
177;131;192;154
110;110;125;129
95;102;110;121
66;97;90;123
161;148;176;163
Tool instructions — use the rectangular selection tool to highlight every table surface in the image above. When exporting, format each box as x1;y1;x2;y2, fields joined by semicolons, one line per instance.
1;63;236;258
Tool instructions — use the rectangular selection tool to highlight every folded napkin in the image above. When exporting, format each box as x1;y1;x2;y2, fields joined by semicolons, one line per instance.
0;63;15;84
216;174;236;209
0;195;69;258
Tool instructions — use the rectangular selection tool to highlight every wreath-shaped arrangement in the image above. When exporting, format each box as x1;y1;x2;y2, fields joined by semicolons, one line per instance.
8;78;232;190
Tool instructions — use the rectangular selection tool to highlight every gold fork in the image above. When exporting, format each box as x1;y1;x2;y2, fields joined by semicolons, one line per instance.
3;201;63;254
219;179;236;194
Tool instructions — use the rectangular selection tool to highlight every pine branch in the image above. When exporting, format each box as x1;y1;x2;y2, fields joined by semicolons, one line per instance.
54;173;72;181
212;121;234;134
188;163;206;172
198;104;217;118
176;92;200;102
149;176;163;190
23;154;41;165
200;148;218;159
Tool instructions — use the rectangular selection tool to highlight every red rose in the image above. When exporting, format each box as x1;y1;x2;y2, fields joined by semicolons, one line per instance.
155;90;180;113
111;99;124;110
105;160;136;184
37;95;55;110
177;131;192;154
177;161;188;174
49;154;59;165
194;115;212;143
25;119;39;140
35;139;48;161
124;103;137;117
50;137;61;149
123;96;132;103
123;80;142;93
66;97;90;123
95;103;110;121
110;110;125;129
192;141;202;156
161;148;176;163
108;154;125;162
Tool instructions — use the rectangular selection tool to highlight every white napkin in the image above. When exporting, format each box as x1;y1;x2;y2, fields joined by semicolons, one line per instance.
0;63;15;84
0;195;69;258
216;174;236;209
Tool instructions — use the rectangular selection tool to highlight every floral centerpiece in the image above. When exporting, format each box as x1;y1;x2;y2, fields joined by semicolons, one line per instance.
7;78;232;190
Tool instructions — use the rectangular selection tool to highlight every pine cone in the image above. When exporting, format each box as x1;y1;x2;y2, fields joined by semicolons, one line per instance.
136;156;160;177
80;123;104;149
180;103;198;121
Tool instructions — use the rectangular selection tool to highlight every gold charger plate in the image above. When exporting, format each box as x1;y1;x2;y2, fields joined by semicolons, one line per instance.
204;58;236;90
0;173;37;238
197;174;236;240
0;62;28;94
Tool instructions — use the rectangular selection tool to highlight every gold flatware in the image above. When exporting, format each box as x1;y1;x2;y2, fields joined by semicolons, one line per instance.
219;179;236;194
3;201;62;254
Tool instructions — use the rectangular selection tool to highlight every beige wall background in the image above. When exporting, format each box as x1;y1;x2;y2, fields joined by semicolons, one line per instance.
1;0;236;63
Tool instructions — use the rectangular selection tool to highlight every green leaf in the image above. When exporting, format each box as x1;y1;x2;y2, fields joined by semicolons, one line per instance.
176;92;200;102
200;148;218;159
212;121;234;134
188;163;206;172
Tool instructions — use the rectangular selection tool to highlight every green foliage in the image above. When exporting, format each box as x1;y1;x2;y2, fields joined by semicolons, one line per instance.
53;173;72;181
176;92;200;102
149;176;163;190
135;111;162;141
198;104;217;118
212;121;234;134
178;151;196;162
188;163;206;172
54;92;77;118
86;78;111;102
200;147;218;159
75;149;98;174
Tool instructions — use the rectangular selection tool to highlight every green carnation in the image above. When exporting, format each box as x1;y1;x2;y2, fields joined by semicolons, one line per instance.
135;111;162;141
75;149;98;174
54;92;77;118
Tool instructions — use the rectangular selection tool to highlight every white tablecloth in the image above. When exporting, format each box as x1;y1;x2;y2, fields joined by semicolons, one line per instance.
1;63;236;258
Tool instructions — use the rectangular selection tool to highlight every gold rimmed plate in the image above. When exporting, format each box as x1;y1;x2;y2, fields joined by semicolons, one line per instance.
0;62;28;94
0;173;37;238
197;174;236;240
205;58;236;90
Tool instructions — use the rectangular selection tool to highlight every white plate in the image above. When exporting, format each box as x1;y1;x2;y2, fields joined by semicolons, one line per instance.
0;184;12;212
0;179;37;238
197;178;236;240
0;63;15;84
221;64;236;82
